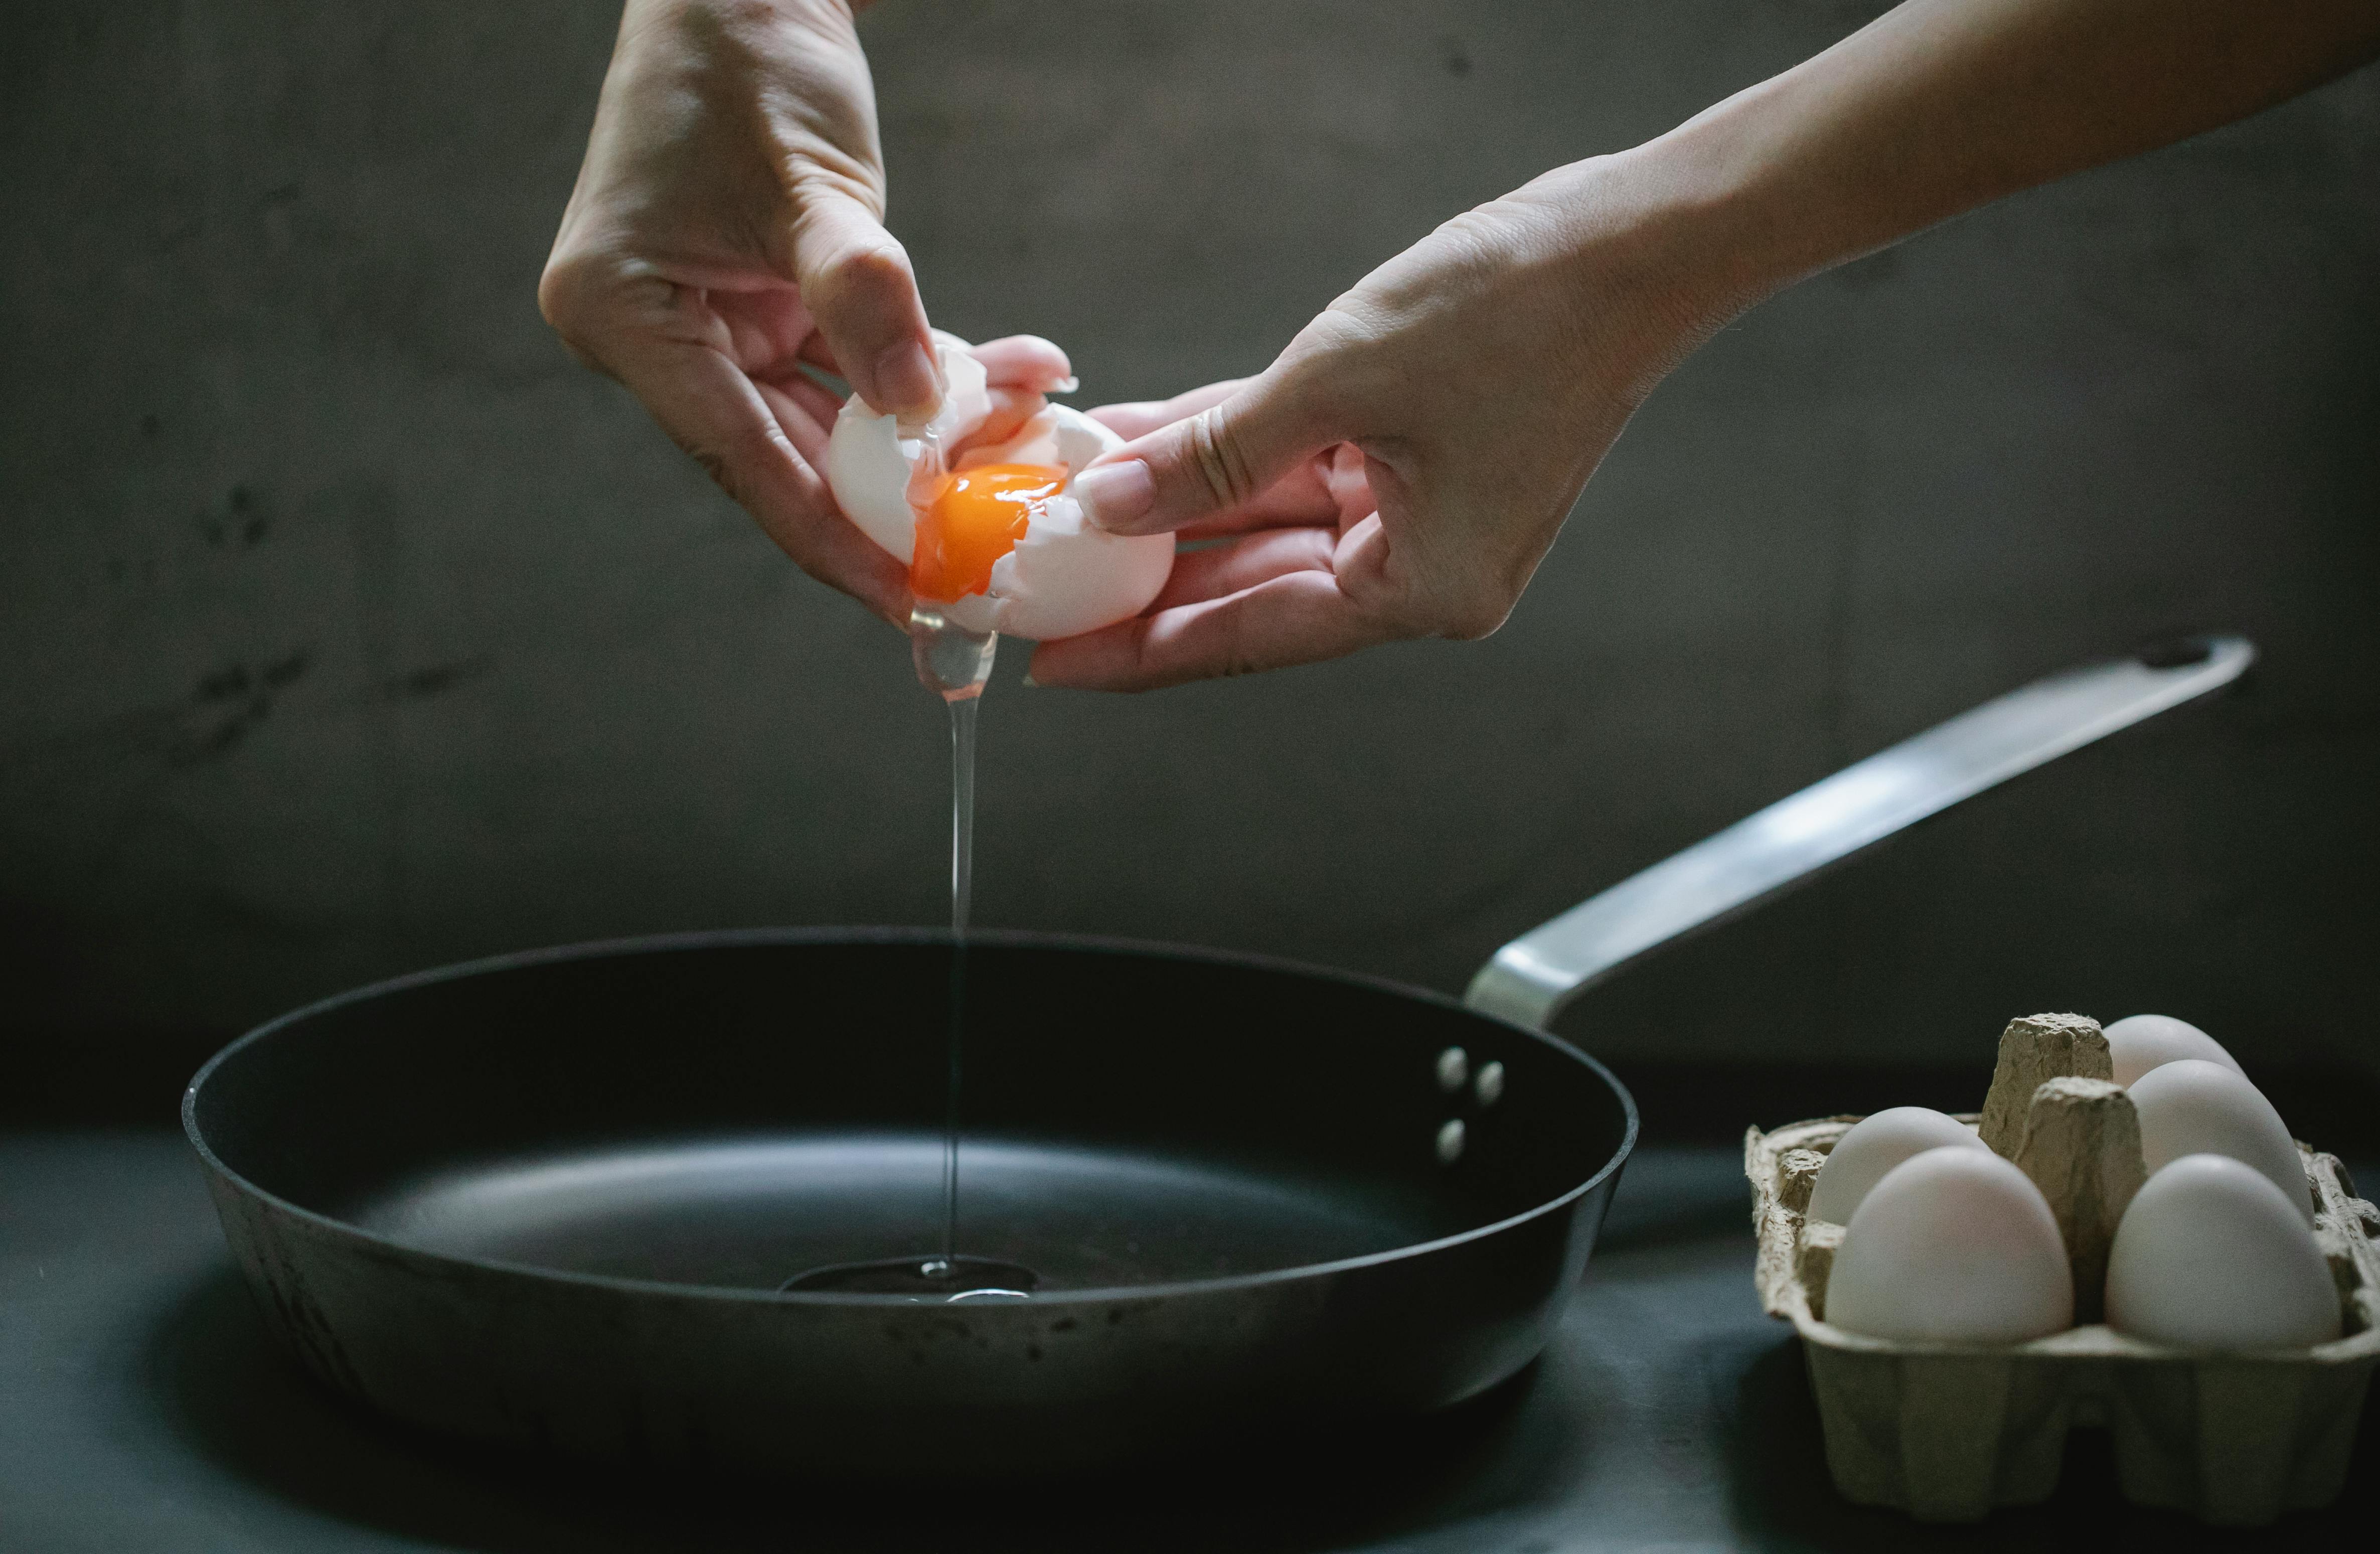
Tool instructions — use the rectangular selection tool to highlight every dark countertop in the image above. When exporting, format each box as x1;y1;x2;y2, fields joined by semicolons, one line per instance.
4;1125;2374;1553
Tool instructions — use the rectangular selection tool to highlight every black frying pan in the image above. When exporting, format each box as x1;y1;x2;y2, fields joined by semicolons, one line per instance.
184;639;2249;1475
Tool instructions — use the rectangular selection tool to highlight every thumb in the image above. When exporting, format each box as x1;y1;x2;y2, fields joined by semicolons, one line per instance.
788;187;939;418
1071;363;1342;537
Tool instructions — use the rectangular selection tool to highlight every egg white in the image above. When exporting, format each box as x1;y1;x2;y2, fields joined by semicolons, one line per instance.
823;334;1173;641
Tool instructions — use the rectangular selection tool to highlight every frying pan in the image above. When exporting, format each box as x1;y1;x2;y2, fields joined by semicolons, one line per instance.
185;638;2250;1475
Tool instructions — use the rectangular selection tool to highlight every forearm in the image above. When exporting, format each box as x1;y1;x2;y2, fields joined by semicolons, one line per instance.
1639;0;2380;316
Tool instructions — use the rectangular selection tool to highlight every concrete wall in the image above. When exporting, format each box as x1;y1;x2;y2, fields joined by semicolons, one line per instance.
5;1;2375;1082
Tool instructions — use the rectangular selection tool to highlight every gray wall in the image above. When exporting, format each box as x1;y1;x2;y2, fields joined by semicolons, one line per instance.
4;1;2375;1082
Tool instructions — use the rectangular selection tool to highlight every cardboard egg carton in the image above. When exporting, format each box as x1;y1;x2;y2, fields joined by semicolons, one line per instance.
1744;1014;2380;1525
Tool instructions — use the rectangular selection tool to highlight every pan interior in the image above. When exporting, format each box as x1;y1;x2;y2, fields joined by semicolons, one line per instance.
192;935;1628;1298
351;1132;1450;1292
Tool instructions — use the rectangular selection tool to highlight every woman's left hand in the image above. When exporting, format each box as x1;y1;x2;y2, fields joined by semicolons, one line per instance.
1026;153;1732;691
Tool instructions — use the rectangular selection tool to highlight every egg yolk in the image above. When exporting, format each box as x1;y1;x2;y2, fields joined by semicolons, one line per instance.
909;463;1068;602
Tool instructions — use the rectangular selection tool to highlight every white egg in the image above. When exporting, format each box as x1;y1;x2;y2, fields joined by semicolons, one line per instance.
2105;1153;2341;1348
823;333;1174;640
2105;1013;2242;1088
2128;1058;2313;1225
1807;1107;1989;1224
1825;1147;2073;1343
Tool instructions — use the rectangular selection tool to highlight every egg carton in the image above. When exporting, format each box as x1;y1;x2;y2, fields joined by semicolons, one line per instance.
1746;1083;2380;1524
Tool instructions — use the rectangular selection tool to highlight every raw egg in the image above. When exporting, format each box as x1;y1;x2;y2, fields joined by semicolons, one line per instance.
1825;1147;2073;1343
1807;1107;1989;1224
2105;1013;2241;1089
2128;1058;2313;1225
2104;1153;2340;1348
910;464;1068;603
824;333;1173;640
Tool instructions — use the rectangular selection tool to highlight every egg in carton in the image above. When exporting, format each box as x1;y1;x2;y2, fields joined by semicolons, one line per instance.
1744;1012;2380;1525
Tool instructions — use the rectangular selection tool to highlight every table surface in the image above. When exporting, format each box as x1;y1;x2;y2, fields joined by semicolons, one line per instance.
4;1127;2374;1553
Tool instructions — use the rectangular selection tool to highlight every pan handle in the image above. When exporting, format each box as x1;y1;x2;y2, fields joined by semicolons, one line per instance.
1463;635;2255;1030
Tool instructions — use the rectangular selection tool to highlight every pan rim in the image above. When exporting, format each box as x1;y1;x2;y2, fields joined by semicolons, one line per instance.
183;926;1639;1307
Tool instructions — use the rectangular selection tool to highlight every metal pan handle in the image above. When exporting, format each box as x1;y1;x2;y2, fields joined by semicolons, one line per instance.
1463;635;2255;1031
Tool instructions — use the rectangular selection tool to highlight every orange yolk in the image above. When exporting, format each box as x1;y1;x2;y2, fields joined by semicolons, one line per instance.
909;463;1068;602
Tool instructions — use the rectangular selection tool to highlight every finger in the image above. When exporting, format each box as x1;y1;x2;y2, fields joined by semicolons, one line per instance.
970;335;1074;393
1169;454;1344;540
613;331;908;622
1322;441;1378;529
1027;570;1394;692
1171;505;1331;541
787;188;939;418
755;378;832;467
1071;364;1342;538
950;387;1049;460
1088;379;1246;441
788;373;844;428
1157;441;1379;540
759;369;845;436
797;332;844;377
1148;527;1338;610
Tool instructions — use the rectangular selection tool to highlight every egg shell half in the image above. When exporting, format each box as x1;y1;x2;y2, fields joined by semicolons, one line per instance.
2104;1153;2341;1349
2128;1058;2314;1225
821;334;1174;640
823;335;993;567
1825;1147;2074;1344
1807;1107;1989;1224
2105;1013;2242;1089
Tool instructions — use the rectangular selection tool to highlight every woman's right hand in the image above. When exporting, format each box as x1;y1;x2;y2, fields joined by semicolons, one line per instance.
539;0;936;624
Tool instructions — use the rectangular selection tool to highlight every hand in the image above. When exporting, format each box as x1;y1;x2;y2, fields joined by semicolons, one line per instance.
541;0;947;625
1028;0;2380;692
1027;154;1721;691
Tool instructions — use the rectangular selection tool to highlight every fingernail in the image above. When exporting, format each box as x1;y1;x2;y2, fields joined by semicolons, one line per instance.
1072;460;1156;532
871;340;940;416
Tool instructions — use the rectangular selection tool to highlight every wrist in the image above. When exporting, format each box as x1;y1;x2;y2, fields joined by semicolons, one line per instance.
626;0;864;30
1601;109;1853;329
1507;148;1785;408
1519;68;1908;401
1566;6;2020;357
1627;73;1900;307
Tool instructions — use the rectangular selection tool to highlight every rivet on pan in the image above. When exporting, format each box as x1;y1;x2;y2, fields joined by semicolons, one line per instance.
1436;1047;1469;1092
1474;1060;1506;1108
1435;1119;1467;1165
